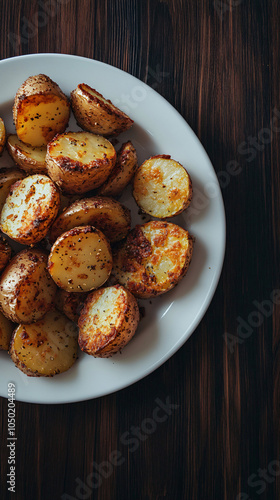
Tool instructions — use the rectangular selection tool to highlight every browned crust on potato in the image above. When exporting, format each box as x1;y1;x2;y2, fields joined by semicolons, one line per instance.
98;141;138;196
6;135;47;174
55;289;87;323
0;235;12;274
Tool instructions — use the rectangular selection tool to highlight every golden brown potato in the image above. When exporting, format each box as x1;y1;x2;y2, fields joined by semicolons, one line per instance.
46;131;116;194
0;235;12;274
9;309;78;377
133;155;192;218
13;74;70;147
49;196;131;244
112;221;194;298
0;249;57;324
71;83;134;137
0;174;60;245
0;167;25;214
98;141;138;197
55;289;86;323
0;118;6;155
48;225;113;292
0;311;14;351
78;285;139;357
7;134;47;174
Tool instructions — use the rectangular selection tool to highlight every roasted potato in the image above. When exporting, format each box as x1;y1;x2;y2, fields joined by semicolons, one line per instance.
98;141;138;197
0;174;60;245
7;134;47;174
0;235;12;274
71;83;134;137
133;155;192;218
49;196;131;244
9;309;78;377
56;289;86;323
112;221;194;298
0;311;14;351
13;74;70;147
0;167;25;213
48;225;113;292
0;117;6;155
46;131;116;194
0;249;57;324
78;285;139;358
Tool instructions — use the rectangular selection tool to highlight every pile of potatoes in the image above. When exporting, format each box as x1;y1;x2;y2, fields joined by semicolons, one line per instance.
0;74;194;377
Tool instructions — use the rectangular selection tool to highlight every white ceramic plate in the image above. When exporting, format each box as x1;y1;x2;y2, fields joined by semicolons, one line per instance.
0;54;225;404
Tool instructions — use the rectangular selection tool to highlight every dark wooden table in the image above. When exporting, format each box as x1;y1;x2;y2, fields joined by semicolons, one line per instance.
1;1;279;499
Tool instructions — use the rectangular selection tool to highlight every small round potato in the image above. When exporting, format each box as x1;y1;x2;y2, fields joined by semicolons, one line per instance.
9;309;78;377
133;155;192;218
0;248;57;324
0;311;14;351
46;131;117;194
112;221;194;298
7;134;47;174
0;117;6;155
48;225;113;292
0;168;25;213
13;74;70;147
0;174;60;245
71;83;134;137
98;141;138;197
49;196;131;244
0;235;12;273
78;285;139;357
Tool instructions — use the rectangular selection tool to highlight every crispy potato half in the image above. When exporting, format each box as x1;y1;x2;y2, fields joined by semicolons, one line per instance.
0;167;25;213
9;309;78;377
0;174;60;245
46;131;116;194
0;117;6;155
112;221;193;298
56;289;86;323
0;249;57;324
7;134;47;174
48;225;113;292
13;74;70;147
0;311;14;351
98;141;138;197
133;155;192;218
49;196;131;244
71;83;134;137
78;285;139;358
0;235;12;274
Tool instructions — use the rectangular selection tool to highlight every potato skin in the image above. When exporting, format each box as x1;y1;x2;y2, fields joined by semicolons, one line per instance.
78;285;139;357
7;134;47;174
0;311;15;351
98;141;138;197
71;83;134;137
55;289;86;323
49;196;131;244
0;167;25;213
0;118;6;155
13;74;70;147
112;221;194;298
0;248;57;324
46;131;117;194
0;235;12;274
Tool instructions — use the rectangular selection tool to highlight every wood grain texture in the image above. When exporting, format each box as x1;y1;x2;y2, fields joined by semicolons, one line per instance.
0;0;279;499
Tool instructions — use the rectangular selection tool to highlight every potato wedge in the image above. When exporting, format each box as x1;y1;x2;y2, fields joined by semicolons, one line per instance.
98;141;138;197
0;174;60;245
0;118;6;155
56;289;86;323
78;285;139;357
9;309;78;377
49;196;131;244
0;235;12;274
7;134;47;174
0;311;14;351
46;131;116;194
0;249;57;324
112;221;193;298
133;155;192;218
13;74;70;147
48;226;113;292
71;83;134;137
0;167;25;214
